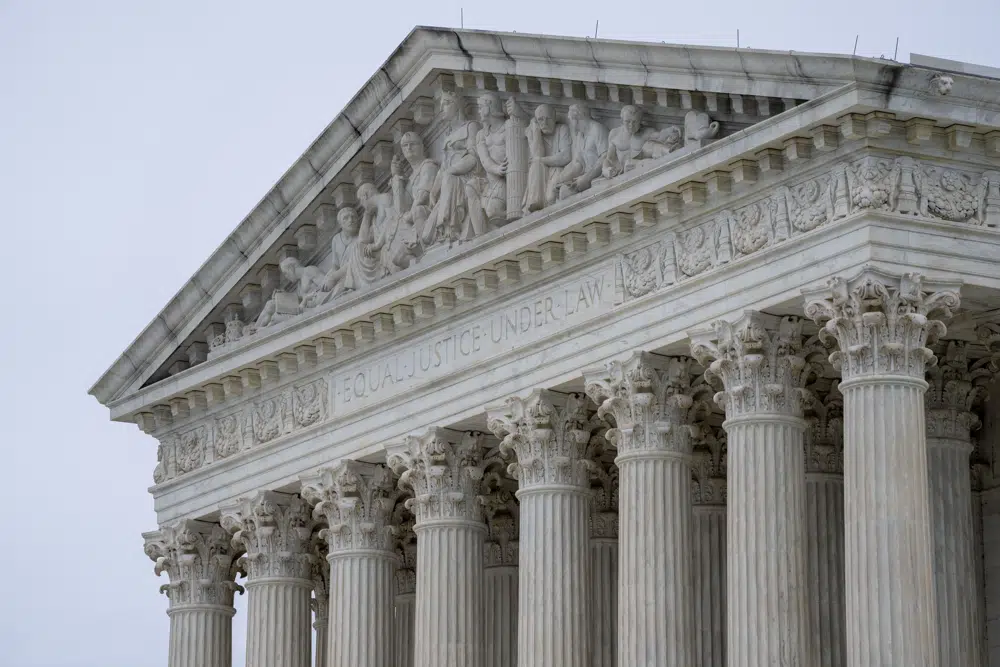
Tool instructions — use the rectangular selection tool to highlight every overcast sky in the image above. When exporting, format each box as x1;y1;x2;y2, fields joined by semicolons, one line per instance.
2;1;998;665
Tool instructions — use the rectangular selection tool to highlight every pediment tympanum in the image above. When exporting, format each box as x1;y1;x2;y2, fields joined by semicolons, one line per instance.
90;26;1000;419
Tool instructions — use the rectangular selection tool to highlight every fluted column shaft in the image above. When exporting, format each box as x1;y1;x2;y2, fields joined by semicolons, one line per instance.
245;579;313;667
314;612;329;667
484;566;518;667
972;485;987;667
839;379;937;665
591;538;617;667
693;505;726;667
518;486;591;667
414;520;486;666
618;452;694;667
328;551;396;666
805;473;846;667
726;415;809;666
395;592;416;667
928;436;981;667
167;605;235;667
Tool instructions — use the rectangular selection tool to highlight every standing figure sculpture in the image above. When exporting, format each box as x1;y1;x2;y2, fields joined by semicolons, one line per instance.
425;90;484;247
389;131;438;269
476;92;509;224
523;103;572;213
556;102;609;200
602;105;681;179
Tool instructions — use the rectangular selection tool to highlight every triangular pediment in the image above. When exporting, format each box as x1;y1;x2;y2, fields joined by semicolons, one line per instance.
90;26;1000;413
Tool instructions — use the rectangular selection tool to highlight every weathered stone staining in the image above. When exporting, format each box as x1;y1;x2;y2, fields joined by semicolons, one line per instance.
93;27;1000;667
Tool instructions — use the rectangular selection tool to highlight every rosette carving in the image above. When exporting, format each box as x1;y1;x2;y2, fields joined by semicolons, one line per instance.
690;312;816;418
804;269;961;381
585;352;710;459
143;520;243;608
300;461;398;554
387;428;487;525
925;340;993;441
220;491;315;581
487;389;595;490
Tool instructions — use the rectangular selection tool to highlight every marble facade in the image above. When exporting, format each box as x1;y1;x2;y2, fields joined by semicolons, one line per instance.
93;27;1000;667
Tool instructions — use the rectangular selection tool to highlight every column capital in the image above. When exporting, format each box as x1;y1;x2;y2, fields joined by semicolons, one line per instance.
584;352;709;458
480;479;519;567
311;537;330;629
219;491;315;582
805;379;844;474
690;311;816;419
487;389;595;490
143;520;242;609
926;340;993;442
300;461;398;555
692;424;727;506
804;268;962;382
386;428;488;525
393;506;417;595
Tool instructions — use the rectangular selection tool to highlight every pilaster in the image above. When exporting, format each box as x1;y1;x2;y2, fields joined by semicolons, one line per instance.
805;268;962;667
691;426;727;667
480;482;519;667
220;491;315;667
691;311;814;667
393;509;416;667
487;389;594;667
585;352;707;667
300;461;398;667
311;538;330;667
586;429;618;667
144;520;241;667
387;428;488;667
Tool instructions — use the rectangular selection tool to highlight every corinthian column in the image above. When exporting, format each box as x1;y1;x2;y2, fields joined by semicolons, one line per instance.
586;353;704;667
221;492;315;667
691;426;727;667
924;340;993;667
300;462;398;667
144;520;241;667
393;510;417;667
487;390;594;667
481;481;519;667
587;430;618;667
387;429;488;667
311;540;330;667
805;269;962;667
691;312;814;667
804;379;846;667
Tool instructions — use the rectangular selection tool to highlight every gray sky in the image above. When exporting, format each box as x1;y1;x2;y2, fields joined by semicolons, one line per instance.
1;1;997;664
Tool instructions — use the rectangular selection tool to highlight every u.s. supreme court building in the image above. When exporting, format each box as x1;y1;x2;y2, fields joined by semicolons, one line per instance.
90;26;1000;667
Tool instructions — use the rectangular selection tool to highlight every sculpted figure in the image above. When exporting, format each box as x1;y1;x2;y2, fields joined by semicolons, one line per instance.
255;256;326;327
357;181;419;277
523;103;572;212
603;105;681;179
556;102;609;200
322;206;380;296
425;90;485;246
683;110;720;148
388;132;437;269
476;92;508;223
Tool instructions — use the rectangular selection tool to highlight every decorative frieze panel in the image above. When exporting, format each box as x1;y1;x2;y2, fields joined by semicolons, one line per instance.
152;377;328;485
618;157;1000;303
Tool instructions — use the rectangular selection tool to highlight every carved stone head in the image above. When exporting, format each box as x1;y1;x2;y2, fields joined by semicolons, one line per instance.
620;105;642;135
568;102;591;127
534;104;556;135
478;92;504;122
399;131;425;163
931;73;954;96
337;207;361;235
279;256;301;281
439;90;463;121
357;182;379;214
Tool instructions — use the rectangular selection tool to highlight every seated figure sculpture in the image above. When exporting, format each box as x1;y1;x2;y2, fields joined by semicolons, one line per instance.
683;110;721;148
322;205;381;297
254;256;327;328
389;131;438;269
602;105;681;179
555;102;609;200
523;103;572;213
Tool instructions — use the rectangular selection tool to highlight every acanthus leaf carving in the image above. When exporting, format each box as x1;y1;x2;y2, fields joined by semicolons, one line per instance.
144;520;244;608
219;491;315;582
